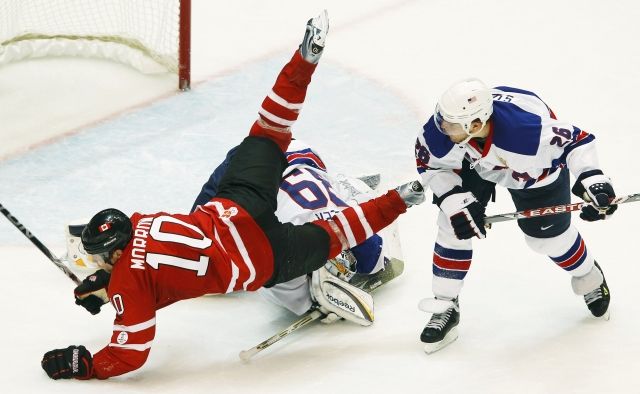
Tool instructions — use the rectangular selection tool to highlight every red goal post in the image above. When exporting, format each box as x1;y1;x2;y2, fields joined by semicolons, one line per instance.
0;0;191;90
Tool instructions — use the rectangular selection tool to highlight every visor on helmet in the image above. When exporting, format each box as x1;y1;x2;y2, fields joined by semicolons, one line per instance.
433;105;468;137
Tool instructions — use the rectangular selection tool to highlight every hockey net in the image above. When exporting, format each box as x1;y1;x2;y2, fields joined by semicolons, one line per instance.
0;0;191;90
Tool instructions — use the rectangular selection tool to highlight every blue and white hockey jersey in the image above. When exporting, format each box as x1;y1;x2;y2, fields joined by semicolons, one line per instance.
279;140;385;275
415;87;601;196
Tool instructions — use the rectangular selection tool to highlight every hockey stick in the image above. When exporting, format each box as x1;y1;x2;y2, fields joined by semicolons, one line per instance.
239;257;404;361
239;309;323;361
0;203;81;284
485;193;640;225
238;258;405;361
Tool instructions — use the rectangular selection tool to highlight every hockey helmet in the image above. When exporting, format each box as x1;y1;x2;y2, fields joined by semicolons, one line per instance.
81;208;132;263
434;78;493;136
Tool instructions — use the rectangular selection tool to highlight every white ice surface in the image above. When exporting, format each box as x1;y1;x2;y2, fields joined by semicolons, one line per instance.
1;1;640;393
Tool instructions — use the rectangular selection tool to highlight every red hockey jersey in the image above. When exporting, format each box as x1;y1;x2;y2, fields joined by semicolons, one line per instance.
92;197;273;378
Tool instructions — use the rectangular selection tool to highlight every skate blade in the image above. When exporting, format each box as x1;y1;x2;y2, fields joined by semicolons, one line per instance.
423;327;459;354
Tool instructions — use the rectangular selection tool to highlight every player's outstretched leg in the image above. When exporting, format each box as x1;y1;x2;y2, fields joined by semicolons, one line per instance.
572;261;610;319
249;10;330;152
418;297;460;354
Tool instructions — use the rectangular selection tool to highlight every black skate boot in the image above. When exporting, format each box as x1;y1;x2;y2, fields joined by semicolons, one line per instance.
584;262;610;319
420;297;459;354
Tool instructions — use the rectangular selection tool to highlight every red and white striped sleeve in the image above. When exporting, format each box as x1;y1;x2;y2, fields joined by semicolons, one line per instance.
312;189;408;258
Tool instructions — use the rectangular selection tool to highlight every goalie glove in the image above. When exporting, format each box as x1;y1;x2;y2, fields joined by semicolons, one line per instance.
572;170;618;221
437;186;486;240
74;269;111;315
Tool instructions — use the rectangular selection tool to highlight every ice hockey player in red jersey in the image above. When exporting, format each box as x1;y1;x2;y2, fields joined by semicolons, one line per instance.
41;11;425;381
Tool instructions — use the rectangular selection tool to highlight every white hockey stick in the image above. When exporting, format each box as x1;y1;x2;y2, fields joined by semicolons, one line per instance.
239;309;323;361
485;193;640;225
238;258;405;361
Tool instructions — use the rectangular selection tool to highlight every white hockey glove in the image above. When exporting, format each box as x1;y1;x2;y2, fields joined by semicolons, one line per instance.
395;180;426;208
437;186;486;240
572;170;617;221
311;266;374;326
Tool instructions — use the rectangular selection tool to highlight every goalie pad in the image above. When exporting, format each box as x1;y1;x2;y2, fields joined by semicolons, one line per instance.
311;266;374;326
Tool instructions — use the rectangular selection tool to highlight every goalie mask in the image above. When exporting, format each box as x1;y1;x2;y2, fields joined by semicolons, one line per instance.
81;208;132;265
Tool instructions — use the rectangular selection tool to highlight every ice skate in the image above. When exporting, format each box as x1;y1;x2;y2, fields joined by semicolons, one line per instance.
419;297;460;354
300;10;329;64
583;262;610;320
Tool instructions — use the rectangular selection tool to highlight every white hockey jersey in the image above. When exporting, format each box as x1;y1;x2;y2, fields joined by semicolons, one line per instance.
278;140;375;224
415;86;601;197
260;140;387;316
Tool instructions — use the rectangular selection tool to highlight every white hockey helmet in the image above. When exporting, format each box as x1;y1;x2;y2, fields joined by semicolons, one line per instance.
434;78;493;136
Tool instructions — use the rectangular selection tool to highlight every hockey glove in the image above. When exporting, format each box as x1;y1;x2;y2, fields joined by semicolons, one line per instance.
74;269;111;315
572;170;617;221
395;180;426;208
437;186;486;240
41;345;94;380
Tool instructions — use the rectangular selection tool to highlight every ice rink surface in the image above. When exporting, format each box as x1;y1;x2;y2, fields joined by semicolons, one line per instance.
1;1;640;393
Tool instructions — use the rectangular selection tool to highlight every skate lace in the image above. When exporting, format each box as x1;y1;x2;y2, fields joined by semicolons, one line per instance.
426;308;453;330
584;287;603;305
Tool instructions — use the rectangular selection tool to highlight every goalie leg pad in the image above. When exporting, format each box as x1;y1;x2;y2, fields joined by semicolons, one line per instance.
311;266;374;326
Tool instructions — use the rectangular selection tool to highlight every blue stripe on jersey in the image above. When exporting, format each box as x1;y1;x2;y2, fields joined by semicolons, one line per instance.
434;242;473;260
285;148;327;171
423;117;455;159
523;166;560;189
491;101;542;156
